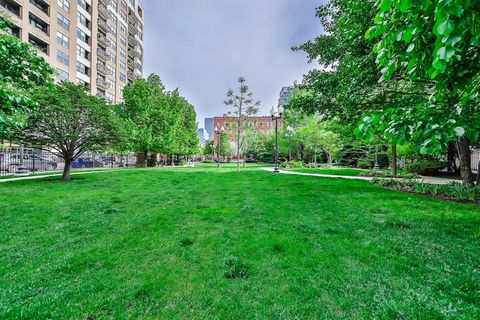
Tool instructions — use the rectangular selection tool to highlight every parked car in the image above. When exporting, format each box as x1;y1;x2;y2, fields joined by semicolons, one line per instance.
245;158;257;163
4;154;58;173
100;155;116;165
72;157;104;169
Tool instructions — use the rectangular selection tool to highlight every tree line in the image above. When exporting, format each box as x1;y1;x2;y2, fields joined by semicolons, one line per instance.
0;17;199;180
287;0;479;186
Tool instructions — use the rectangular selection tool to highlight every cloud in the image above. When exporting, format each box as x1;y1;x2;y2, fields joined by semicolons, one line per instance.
142;0;323;126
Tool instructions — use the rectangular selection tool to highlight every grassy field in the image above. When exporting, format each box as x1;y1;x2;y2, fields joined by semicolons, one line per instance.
0;165;479;319
283;167;367;176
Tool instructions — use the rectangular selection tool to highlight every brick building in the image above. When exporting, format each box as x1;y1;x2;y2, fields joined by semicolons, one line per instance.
212;115;283;153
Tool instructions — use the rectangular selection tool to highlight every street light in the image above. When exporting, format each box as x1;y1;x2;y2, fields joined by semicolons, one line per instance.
373;145;380;170
286;125;294;162
215;126;225;168
270;105;284;173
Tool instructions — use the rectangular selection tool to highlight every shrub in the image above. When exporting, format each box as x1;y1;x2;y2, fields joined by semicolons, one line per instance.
405;160;450;175
371;179;480;203
201;160;214;164
362;170;420;179
357;159;373;169
280;161;303;169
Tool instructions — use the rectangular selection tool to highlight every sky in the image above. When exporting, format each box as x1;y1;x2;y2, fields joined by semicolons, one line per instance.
142;0;323;128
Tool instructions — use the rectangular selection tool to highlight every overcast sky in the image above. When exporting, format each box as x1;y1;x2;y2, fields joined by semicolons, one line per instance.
142;0;323;127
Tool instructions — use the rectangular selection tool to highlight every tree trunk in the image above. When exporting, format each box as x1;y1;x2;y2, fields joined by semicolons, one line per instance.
327;153;333;167
62;158;72;181
391;144;397;176
171;154;175;167
457;138;474;187
447;142;457;173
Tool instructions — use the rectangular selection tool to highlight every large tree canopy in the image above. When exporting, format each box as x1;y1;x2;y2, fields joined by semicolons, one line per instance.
121;74;199;164
20;82;117;180
0;16;53;138
359;0;480;185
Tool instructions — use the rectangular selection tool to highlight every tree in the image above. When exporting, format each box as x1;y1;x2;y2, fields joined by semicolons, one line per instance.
363;0;480;186
122;75;199;167
215;133;232;160
0;16;53;138
19;83;117;180
299;117;342;166
224;77;260;172
203;140;214;160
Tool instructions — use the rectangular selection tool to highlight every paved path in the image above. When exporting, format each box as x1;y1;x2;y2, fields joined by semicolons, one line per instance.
260;168;458;185
0;170;125;184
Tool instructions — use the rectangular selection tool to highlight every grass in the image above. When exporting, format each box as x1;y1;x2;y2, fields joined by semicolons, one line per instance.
284;167;367;176
0;165;479;319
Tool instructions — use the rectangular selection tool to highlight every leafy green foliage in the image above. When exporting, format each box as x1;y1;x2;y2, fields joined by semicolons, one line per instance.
363;0;480;155
121;74;199;157
0;16;53;138
19;82;117;180
405;160;450;175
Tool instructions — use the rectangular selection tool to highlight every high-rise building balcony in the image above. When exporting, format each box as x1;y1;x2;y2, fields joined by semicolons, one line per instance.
96;63;107;75
96;78;108;90
0;0;22;18
98;0;108;6
98;18;109;33
97;48;107;61
98;4;108;20
97;33;108;48
128;35;137;46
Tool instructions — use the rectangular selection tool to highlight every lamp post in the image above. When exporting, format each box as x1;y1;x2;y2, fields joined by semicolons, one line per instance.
373;145;380;170
270;106;284;173
215;126;225;168
287;125;294;162
16;145;28;175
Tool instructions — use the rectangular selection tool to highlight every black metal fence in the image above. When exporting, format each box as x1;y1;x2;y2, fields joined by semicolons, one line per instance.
0;147;137;177
473;149;480;174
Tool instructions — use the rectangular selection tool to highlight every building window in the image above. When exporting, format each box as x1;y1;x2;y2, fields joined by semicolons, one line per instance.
29;14;49;35
57;13;70;30
76;44;89;59
56;50;69;65
76;61;89;75
120;48;126;59
77;12;89;28
120;24;126;35
107;78;115;89
30;0;50;16
119;73;126;83
107;65;116;76
77;28;89;44
56;68;69;82
56;31;69;48
78;0;89;12
57;0;70;13
120;61;126;71
28;34;48;54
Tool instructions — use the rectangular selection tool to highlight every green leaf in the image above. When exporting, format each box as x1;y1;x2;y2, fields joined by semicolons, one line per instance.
380;0;393;12
397;0;412;11
454;127;465;137
406;43;415;52
436;46;455;62
434;20;454;36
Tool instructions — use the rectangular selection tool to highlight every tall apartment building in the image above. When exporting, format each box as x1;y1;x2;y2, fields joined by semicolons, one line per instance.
0;0;144;104
278;86;294;106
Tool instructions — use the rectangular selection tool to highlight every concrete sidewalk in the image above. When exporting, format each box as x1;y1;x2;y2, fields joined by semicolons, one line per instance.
260;168;459;185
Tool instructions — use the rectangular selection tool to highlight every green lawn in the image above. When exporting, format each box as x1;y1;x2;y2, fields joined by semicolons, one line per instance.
284;167;367;176
0;166;479;319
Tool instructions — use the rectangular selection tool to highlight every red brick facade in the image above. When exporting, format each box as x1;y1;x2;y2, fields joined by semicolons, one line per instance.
213;115;284;147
